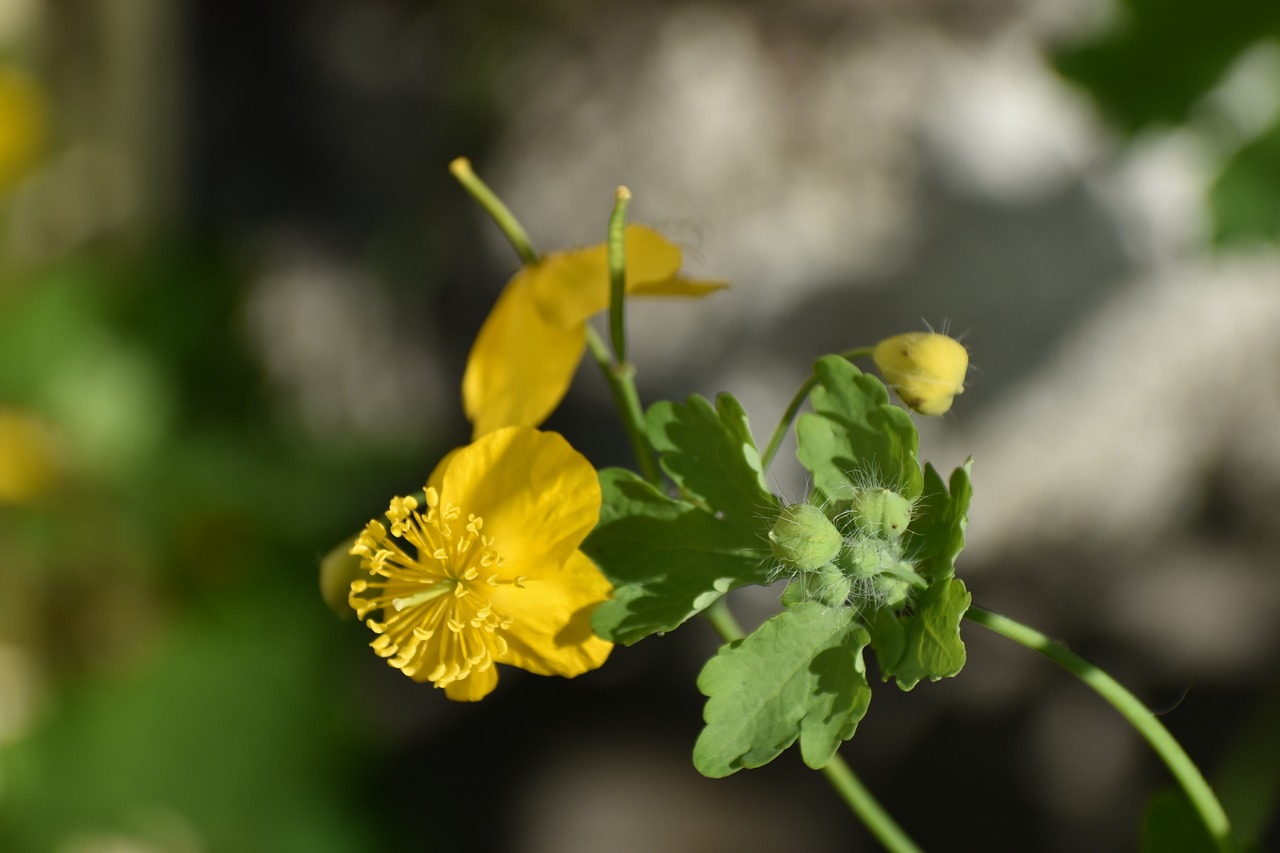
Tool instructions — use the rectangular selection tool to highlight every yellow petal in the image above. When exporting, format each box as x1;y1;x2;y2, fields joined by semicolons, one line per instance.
439;426;601;575
441;665;499;702
461;272;586;438
528;224;721;329
494;550;613;677
627;276;727;298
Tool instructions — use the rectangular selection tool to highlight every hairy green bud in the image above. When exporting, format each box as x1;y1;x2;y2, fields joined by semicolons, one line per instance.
850;487;913;538
874;574;912;609
810;563;853;607
840;536;901;578
769;503;842;571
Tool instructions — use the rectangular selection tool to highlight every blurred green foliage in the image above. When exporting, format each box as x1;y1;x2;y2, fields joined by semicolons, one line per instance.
0;247;442;851
1056;0;1280;245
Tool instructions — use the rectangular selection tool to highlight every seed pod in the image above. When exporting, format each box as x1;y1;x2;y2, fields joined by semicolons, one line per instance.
769;503;843;571
873;332;968;416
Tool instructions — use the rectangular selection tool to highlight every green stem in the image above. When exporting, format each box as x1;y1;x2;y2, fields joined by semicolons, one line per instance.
607;187;632;364
584;325;661;486
449;157;538;265
964;605;1237;853
701;598;922;853
761;346;873;471
819;755;924;853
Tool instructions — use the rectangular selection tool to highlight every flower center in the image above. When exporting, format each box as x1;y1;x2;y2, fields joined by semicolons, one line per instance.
348;487;527;687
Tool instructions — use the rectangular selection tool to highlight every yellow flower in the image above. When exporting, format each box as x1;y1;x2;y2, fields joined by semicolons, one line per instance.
0;66;46;195
0;409;60;504
348;426;612;701
873;332;968;416
462;224;725;438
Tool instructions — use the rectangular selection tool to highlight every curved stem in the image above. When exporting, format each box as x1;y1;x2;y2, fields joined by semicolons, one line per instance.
701;598;922;853
761;347;873;471
607;186;632;364
449;157;538;265
584;325;661;486
964;605;1237;853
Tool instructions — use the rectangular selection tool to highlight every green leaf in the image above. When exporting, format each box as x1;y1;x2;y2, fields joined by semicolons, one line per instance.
1211;116;1280;246
868;577;971;691
795;356;922;503
1054;0;1280;132
646;393;778;539
910;460;973;584
693;602;872;777
1140;789;1218;853
584;468;772;645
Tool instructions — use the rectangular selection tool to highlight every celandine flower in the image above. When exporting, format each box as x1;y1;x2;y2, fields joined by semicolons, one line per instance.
463;224;725;438
348;426;612;701
873;332;969;416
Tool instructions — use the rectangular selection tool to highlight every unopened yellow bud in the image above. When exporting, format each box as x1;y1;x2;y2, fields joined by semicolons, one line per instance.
873;332;968;416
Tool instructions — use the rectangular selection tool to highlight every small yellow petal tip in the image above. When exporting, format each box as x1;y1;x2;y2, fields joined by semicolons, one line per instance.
873;332;969;416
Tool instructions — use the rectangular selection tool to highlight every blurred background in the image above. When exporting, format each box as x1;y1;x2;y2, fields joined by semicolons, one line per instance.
2;0;1279;850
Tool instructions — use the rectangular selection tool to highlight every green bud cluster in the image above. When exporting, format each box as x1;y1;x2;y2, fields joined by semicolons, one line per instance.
770;484;924;610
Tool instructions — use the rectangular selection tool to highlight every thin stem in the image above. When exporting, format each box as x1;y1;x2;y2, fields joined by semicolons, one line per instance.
964;605;1237;853
607;186;632;364
449;157;538;265
702;597;745;641
820;755;924;853
584;325;661;485
761;346;873;471
701;598;922;853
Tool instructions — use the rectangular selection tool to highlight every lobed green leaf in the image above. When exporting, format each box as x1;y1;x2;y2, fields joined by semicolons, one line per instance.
583;468;771;645
868;577;971;691
795;356;922;503
646;393;777;539
909;460;973;584
693;602;872;777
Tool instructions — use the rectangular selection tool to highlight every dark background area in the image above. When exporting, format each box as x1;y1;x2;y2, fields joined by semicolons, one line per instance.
2;0;1278;851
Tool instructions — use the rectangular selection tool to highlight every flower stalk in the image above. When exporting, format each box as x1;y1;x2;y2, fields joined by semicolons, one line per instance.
964;605;1238;853
761;347;872;471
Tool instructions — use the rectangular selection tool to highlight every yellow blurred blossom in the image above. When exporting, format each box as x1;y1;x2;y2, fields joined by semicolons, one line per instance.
0;409;60;503
462;224;725;438
873;332;968;416
0;66;46;195
348;426;612;701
